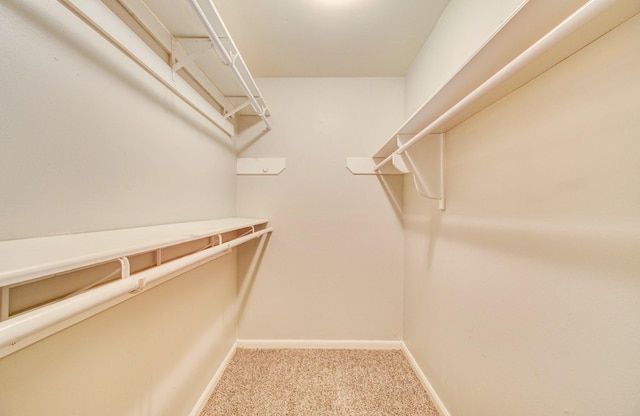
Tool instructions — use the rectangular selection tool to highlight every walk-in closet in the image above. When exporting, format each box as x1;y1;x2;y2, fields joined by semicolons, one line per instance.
1;0;639;415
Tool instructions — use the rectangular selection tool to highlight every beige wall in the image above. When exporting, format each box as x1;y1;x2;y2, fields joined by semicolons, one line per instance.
0;257;238;416
0;0;236;241
0;1;239;415
4;1;639;415
403;13;640;416
236;77;405;341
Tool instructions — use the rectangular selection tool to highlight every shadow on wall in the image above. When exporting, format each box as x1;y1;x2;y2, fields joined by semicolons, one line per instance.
404;199;444;274
4;0;234;150
435;215;638;278
141;262;238;414
376;174;404;223
236;233;272;328
235;115;271;154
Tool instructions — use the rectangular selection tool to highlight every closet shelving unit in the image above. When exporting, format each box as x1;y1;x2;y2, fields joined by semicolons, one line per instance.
0;218;272;356
348;0;640;210
60;0;271;135
1;0;277;357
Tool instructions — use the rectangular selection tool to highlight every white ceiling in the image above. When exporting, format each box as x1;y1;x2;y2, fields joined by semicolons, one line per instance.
209;0;451;78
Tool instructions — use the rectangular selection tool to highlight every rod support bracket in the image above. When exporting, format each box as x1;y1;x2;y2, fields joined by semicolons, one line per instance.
118;257;130;280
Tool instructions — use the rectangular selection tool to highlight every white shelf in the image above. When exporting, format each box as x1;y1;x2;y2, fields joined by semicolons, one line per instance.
0;218;268;287
374;0;640;158
359;0;640;211
118;0;271;125
59;0;272;135
237;158;286;175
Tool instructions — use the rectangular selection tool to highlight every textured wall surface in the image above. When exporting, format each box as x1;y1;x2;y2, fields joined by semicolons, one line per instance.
236;77;405;341
403;13;640;416
0;2;239;415
0;0;236;241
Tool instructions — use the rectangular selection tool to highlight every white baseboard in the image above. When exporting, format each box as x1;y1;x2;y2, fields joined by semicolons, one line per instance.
188;342;238;416
401;342;451;416
236;338;403;350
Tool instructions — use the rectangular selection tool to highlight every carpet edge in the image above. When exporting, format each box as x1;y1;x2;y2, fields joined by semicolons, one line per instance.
188;342;238;416
401;341;451;416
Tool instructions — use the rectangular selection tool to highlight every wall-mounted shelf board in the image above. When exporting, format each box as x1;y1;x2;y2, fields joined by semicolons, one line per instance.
0;218;272;355
358;0;640;210
237;158;286;175
0;218;268;288
59;0;272;136
59;0;234;137
114;0;271;128
374;0;640;159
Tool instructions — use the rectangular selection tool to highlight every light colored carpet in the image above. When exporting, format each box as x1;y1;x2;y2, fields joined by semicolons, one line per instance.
200;348;440;416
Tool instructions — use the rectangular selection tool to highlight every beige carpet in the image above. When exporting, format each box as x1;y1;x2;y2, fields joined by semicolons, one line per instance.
200;348;440;416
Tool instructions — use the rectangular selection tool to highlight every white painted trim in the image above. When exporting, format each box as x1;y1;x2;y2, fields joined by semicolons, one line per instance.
236;339;403;350
188;342;238;416
401;342;451;416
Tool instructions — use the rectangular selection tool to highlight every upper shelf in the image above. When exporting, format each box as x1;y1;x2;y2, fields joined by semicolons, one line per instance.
0;218;268;288
137;0;271;126
374;0;640;158
60;0;271;135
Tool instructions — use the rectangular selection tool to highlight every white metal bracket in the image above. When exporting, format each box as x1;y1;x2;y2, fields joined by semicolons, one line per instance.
397;133;446;210
171;38;213;73
346;134;446;210
224;100;251;119
118;257;131;280
118;257;143;292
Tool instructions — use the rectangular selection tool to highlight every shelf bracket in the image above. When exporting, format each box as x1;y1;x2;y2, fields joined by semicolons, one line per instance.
224;100;252;119
118;257;142;291
118;257;131;280
397;133;446;210
171;38;213;73
347;134;445;210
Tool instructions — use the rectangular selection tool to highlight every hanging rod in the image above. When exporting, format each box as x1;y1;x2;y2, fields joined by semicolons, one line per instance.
186;0;272;130
374;0;617;171
0;227;272;349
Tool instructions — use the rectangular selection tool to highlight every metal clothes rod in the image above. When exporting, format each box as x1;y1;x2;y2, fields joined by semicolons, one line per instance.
186;0;272;130
374;0;615;171
0;227;272;349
